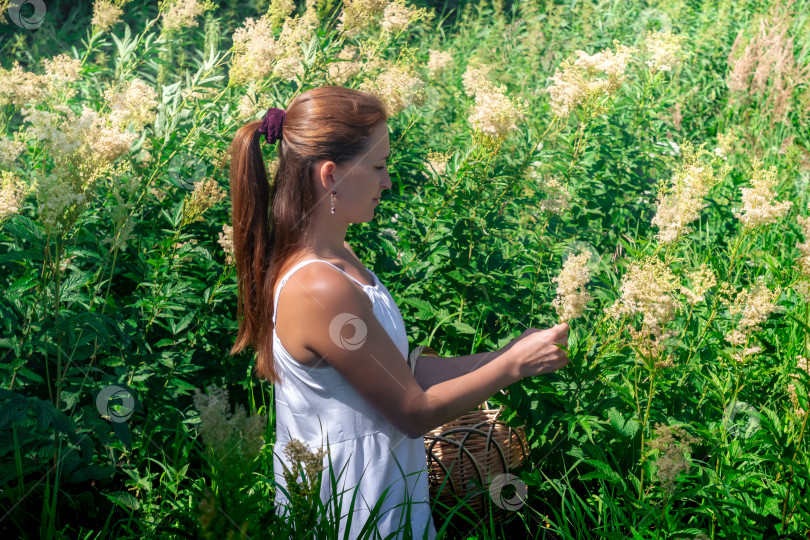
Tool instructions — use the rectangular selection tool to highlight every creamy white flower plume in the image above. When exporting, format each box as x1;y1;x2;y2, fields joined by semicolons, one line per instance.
552;250;594;321
651;144;727;244
644;30;687;73
547;40;636;119
733;159;792;229
359;62;426;116
427;49;453;77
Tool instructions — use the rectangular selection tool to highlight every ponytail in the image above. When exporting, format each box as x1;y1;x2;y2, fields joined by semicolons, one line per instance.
227;86;388;385
227;121;279;383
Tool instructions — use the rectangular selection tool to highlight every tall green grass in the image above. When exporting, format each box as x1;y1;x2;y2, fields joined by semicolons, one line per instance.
1;0;808;538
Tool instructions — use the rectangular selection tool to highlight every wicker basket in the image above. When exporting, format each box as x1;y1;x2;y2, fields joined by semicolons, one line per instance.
409;344;529;524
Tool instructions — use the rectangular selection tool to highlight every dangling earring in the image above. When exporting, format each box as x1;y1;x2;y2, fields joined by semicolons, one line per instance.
330;191;336;214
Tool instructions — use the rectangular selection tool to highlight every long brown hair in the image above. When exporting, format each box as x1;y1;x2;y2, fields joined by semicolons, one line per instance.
227;86;388;384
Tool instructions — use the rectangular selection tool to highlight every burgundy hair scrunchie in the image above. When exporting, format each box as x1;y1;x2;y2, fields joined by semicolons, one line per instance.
258;107;286;145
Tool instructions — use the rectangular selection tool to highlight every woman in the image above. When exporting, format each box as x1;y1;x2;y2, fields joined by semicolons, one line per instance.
227;86;570;538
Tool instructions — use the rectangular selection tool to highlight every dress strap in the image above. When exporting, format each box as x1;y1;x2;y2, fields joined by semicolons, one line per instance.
272;259;374;325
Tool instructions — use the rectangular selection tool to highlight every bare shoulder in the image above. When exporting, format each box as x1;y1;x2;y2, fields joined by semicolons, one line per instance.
275;261;373;357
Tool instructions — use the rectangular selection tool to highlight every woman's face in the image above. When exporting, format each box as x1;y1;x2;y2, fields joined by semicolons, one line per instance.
323;121;391;222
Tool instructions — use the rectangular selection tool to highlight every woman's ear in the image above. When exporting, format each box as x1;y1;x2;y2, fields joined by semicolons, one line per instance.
315;160;336;190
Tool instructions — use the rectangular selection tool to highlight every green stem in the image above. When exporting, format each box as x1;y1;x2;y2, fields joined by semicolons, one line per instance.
144;226;184;332
638;367;656;501
778;303;810;531
53;237;63;409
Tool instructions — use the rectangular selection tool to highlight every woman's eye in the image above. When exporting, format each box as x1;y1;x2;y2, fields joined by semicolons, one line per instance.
376;165;386;170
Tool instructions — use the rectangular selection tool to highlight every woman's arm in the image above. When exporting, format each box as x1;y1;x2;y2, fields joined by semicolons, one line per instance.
413;351;503;391
410;330;533;391
292;265;570;439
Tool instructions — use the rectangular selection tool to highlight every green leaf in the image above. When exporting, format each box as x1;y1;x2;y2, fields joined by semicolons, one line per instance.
449;321;476;334
580;459;625;485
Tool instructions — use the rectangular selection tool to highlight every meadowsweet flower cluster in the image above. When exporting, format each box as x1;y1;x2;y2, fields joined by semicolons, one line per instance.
723;279;782;360
0;137;27;168
218;223;234;265
651;145;727;244
547;40;636;119
229;16;276;84
648;423;699;494
91;0;124;32
192;384;266;486
460;60;526;140
536;175;572;215
552;251;594;321
733;159;792;229
22;103;139;231
338;0;388;37
380;227;401;242
644;30;687;73
380;0;430;35
272;7;320;81
606;255;681;362
381;1;412;34
180;85;217;104
1;53;84;108
266;0;296;29
467;85;527;141
43;54;82;83
359;62;426;116
328;46;363;85
574;42;636;77
280;438;329;516
229;5;318;85
0;171;33;221
680;263;717;306
182;178;226;227
427;49;453;77
267;158;280;179
105;78;159;130
161;0;215;34
461;63;494;97
0;62;48;108
426;150;450;177
787;381;806;417
713;131;738;160
236;85;260;120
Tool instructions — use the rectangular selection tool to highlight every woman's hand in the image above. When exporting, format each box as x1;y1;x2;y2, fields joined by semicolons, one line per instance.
500;323;571;379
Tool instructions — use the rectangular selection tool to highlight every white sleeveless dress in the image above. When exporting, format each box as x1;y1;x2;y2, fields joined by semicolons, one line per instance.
271;258;437;539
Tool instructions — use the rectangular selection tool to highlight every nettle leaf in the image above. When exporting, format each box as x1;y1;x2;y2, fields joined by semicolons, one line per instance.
607;407;640;439
402;297;433;318
448;321;476;335
580;459;625;485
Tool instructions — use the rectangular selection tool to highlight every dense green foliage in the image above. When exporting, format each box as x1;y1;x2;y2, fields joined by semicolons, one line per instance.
1;0;809;538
